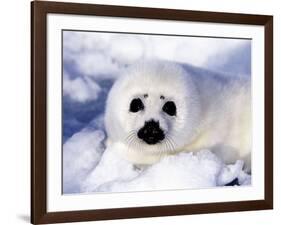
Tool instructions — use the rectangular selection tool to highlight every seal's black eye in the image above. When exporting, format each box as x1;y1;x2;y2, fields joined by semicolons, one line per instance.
129;98;144;113
162;101;176;116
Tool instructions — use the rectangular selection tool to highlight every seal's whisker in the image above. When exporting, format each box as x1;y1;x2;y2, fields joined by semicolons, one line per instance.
125;136;134;148
164;139;170;152
124;131;136;143
166;136;175;152
167;138;173;152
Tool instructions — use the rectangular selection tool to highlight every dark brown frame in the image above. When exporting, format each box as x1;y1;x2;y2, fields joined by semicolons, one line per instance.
31;1;273;224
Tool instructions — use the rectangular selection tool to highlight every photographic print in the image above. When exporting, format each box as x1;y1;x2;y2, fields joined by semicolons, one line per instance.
31;1;273;223
62;30;252;194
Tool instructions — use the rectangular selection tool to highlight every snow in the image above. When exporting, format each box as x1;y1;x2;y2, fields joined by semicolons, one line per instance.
63;71;101;102
64;129;251;194
63;31;251;86
63;129;105;193
109;35;145;64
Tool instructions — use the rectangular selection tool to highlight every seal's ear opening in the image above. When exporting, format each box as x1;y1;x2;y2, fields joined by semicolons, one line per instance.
162;101;177;116
129;98;144;113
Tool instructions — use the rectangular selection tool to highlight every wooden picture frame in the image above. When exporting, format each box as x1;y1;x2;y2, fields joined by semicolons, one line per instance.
31;1;273;224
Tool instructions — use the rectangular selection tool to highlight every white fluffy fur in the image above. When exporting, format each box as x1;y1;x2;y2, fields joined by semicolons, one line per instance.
104;61;251;171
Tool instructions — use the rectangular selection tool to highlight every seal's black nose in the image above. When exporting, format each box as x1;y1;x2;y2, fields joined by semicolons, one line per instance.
137;120;165;144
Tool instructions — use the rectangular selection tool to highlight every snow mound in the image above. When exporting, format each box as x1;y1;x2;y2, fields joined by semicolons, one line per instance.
63;130;250;194
63;129;105;193
80;142;251;193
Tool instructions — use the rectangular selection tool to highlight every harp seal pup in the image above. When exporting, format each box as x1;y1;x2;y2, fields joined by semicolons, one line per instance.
104;61;251;171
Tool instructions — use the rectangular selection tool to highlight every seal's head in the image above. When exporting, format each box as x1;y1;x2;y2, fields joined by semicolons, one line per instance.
105;61;201;164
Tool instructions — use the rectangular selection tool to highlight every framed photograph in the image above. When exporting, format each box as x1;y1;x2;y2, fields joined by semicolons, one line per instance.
31;1;273;224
